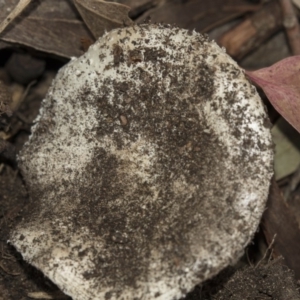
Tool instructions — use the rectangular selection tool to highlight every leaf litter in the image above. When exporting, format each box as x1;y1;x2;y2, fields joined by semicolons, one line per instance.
0;0;132;58
73;0;133;38
1;1;300;299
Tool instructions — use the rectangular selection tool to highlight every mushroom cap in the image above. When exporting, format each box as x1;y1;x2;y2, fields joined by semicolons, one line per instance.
11;24;273;300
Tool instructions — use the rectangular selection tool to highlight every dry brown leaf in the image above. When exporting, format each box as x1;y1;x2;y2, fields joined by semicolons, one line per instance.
0;40;11;50
0;0;33;35
0;0;94;58
73;0;133;39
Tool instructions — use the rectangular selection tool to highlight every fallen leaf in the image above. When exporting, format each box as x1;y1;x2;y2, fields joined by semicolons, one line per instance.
262;179;300;279
0;0;32;35
246;56;300;133
0;0;94;58
0;40;12;50
73;0;133;39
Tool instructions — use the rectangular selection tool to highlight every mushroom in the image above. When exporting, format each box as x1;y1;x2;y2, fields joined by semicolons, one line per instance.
10;24;273;300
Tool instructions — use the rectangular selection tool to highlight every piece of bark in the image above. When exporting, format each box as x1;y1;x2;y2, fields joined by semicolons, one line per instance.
219;1;283;60
279;0;300;54
240;31;291;69
262;178;300;279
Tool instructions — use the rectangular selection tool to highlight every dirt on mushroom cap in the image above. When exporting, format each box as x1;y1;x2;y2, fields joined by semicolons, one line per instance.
11;24;273;300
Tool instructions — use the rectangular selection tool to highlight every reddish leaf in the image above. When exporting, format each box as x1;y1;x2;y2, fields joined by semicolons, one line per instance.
246;56;300;133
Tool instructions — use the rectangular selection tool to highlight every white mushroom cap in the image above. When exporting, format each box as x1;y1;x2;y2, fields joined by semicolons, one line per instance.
11;24;273;300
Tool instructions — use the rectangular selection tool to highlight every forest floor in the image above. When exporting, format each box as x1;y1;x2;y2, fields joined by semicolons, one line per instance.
1;0;300;299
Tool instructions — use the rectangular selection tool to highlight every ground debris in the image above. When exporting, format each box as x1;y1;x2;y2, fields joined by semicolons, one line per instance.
214;259;300;300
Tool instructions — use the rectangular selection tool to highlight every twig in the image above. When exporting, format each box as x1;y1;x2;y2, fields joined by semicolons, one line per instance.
14;79;37;113
218;2;282;59
0;0;33;35
0;261;20;276
27;291;70;300
268;249;274;264
293;0;300;10
246;247;254;267
27;292;54;300
279;0;300;54
255;234;277;269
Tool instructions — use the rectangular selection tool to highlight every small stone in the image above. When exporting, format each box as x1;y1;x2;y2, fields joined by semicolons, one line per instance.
119;115;127;126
